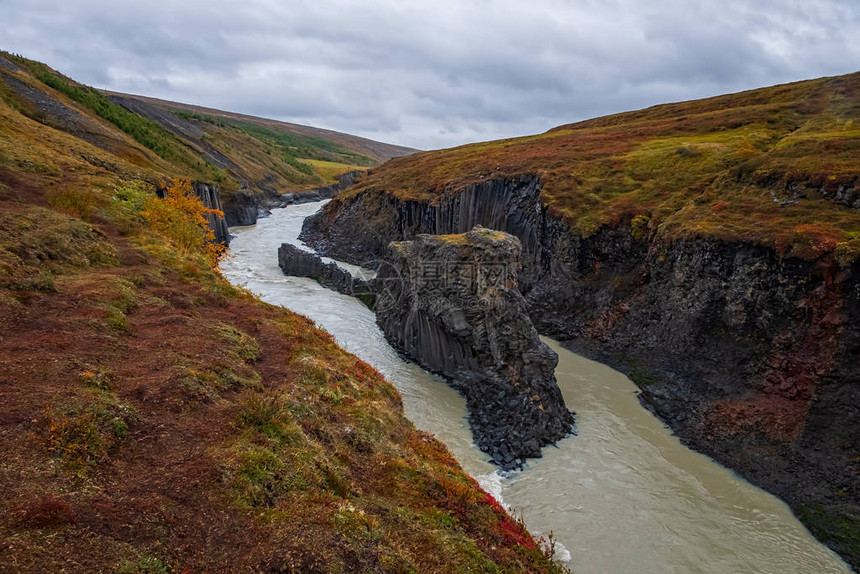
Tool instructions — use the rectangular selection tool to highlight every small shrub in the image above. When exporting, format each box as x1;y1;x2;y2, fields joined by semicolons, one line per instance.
105;306;129;333
179;376;220;402
16;495;77;528
78;367;114;390
238;395;288;439
43;405;106;471
834;240;860;268
48;187;103;219
116;555;172;574
111;180;153;234
140;178;226;267
233;444;307;507
630;213;650;240
42;397;137;473
790;223;841;259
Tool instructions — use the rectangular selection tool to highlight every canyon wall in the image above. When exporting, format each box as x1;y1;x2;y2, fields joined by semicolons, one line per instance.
156;181;231;245
301;175;860;567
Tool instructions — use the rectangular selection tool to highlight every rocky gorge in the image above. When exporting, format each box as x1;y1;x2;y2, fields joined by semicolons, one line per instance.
278;224;575;469
300;174;860;567
373;228;574;469
223;170;363;227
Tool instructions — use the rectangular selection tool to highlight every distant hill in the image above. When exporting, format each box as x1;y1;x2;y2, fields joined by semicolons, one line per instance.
103;91;415;164
0;51;414;199
102;90;415;195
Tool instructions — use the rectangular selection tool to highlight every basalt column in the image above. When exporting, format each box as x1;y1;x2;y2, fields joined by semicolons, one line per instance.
373;226;574;469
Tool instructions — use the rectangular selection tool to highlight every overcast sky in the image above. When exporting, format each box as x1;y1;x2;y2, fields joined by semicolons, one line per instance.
2;0;858;150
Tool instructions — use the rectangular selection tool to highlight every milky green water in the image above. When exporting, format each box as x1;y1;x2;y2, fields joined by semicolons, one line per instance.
220;201;851;574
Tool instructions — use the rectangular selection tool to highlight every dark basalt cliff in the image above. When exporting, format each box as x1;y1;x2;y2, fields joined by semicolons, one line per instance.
302;175;860;567
373;228;574;469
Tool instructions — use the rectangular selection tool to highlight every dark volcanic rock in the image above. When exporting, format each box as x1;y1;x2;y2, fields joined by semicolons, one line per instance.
373;227;574;469
193;182;230;246
300;173;860;567
277;243;368;296
223;191;263;227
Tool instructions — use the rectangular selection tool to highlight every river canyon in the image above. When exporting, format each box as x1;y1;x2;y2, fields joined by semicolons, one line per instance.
220;201;851;573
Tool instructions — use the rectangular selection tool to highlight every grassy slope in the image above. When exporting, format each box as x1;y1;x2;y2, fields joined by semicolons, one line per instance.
343;72;860;262
103;91;416;198
2;50;415;199
104;91;416;163
0;55;562;572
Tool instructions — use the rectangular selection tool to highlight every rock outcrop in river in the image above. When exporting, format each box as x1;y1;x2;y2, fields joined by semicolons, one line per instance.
373;227;574;469
277;243;368;296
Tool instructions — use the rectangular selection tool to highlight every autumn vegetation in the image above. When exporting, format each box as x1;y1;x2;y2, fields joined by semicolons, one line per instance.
140;178;227;267
340;71;860;263
0;53;565;571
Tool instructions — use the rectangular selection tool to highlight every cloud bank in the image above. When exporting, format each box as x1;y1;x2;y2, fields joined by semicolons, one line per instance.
2;0;858;149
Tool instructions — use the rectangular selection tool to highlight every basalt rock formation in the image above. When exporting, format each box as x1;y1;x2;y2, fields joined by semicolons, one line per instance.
301;174;860;567
277;243;368;296
373;227;574;469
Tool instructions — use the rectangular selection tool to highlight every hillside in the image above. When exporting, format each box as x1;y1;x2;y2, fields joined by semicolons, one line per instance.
103;91;415;196
103;91;416;164
303;72;860;567
343;72;860;262
0;52;562;572
0;51;414;203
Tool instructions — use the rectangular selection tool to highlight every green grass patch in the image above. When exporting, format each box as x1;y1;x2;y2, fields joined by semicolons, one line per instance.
298;158;366;182
217;324;262;363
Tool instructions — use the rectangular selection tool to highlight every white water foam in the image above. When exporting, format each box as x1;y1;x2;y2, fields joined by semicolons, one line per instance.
476;471;508;510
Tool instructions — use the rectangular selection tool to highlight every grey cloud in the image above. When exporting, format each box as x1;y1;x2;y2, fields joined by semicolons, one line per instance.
1;0;858;150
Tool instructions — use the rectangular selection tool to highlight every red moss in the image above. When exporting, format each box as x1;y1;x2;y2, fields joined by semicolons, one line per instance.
16;496;77;528
701;280;846;442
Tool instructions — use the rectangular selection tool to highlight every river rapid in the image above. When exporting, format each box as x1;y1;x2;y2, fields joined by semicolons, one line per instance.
219;201;851;574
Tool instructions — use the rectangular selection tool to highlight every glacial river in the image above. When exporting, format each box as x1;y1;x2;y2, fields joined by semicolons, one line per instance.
220;201;851;574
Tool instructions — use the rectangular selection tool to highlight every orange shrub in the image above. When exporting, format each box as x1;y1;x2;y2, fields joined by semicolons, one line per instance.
140;178;225;266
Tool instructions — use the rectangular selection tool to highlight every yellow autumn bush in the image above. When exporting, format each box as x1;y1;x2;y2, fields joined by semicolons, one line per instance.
140;178;225;267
